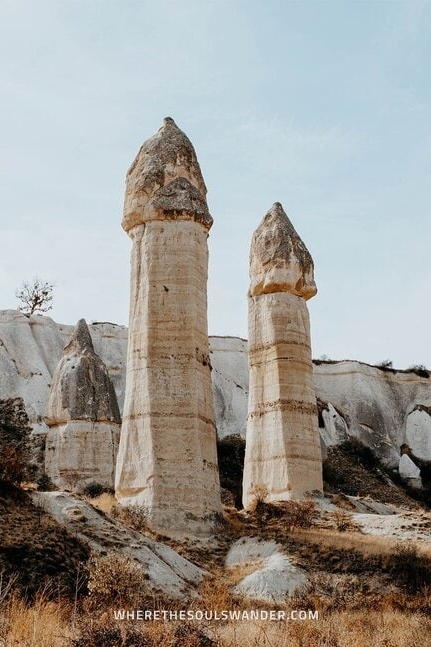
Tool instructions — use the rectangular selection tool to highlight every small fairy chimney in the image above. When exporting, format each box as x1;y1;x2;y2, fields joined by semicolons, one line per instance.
44;319;121;490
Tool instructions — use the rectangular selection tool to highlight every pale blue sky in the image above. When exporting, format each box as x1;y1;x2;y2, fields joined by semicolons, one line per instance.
1;0;430;368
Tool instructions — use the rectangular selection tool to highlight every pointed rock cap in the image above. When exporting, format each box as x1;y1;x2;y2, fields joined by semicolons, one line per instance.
63;318;94;355
249;202;317;300
44;319;121;426
122;117;212;232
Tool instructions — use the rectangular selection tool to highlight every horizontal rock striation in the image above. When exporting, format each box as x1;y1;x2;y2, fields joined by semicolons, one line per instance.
1;310;430;475
115;118;221;535
44;319;120;490
243;203;323;507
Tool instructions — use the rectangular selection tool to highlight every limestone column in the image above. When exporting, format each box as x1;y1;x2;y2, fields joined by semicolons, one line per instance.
44;319;121;490
243;203;323;508
115;117;221;535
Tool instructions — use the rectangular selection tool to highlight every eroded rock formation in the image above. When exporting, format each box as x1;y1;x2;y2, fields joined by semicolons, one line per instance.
314;362;431;466
398;453;422;488
115;118;221;535
242;203;323;507
1;310;430;480
404;405;431;461
44;319;120;490
32;491;205;599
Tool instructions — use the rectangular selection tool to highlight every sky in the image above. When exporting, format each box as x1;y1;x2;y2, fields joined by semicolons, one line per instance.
0;0;430;369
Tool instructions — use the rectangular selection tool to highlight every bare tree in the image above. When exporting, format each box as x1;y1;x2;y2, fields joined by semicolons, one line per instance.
15;277;54;316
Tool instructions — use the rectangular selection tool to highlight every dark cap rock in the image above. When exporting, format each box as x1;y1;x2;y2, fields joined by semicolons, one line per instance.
122;117;212;232
249;202;317;299
45;319;121;425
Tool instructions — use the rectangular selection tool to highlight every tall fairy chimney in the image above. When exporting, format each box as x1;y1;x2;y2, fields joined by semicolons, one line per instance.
242;203;323;507
115;117;221;536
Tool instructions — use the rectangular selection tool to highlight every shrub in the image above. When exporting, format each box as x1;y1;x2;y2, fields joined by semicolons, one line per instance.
112;504;149;532
388;544;431;593
80;482;113;499
0;398;31;485
171;623;217;647
375;359;395;372
217;435;245;509
87;552;149;605
72;619;150;647
332;510;359;532
407;364;430;378
72;620;149;647
282;499;319;530
36;473;55;492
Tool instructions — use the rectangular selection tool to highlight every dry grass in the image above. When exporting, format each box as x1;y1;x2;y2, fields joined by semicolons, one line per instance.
0;488;89;601
2;589;431;647
0;593;73;646
4;471;431;645
86;493;116;515
217;609;430;647
292;526;431;558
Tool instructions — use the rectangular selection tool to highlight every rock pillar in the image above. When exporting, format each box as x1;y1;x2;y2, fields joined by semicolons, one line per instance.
243;203;323;507
45;319;121;490
115;117;221;535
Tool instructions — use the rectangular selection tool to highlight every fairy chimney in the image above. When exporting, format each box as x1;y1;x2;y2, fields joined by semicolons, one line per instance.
44;319;121;490
242;203;323;507
115;117;221;536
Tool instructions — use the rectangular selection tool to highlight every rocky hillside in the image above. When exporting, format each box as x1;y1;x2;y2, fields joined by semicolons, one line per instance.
1;310;431;475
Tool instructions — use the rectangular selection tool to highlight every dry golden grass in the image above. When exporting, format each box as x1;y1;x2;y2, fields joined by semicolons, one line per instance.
0;578;431;647
217;609;430;647
292;526;431;558
4;485;431;645
2;592;431;647
1;593;73;647
86;492;116;515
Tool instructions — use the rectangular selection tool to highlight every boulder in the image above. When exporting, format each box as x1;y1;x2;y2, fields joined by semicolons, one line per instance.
405;406;431;461
398;453;422;488
226;538;308;603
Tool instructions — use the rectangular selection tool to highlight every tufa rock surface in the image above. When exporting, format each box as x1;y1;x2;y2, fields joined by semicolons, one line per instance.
314;361;431;466
122;117;212;232
44;319;120;490
1;310;430;475
404;405;431;462
32;491;205;599
45;319;121;426
243;203;323;507
115;118;221;536
398;453;422;488
226;538;308;603
249;202;317;300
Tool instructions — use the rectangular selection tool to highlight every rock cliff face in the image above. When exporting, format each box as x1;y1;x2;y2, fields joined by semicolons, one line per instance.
44;319;120;490
242;203;323;506
0;310;246;439
313;361;431;467
0;310;127;434
1;310;430;478
210;336;248;440
115;117;221;535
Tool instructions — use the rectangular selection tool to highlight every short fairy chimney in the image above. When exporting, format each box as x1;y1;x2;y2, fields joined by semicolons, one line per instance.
44;319;120;490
